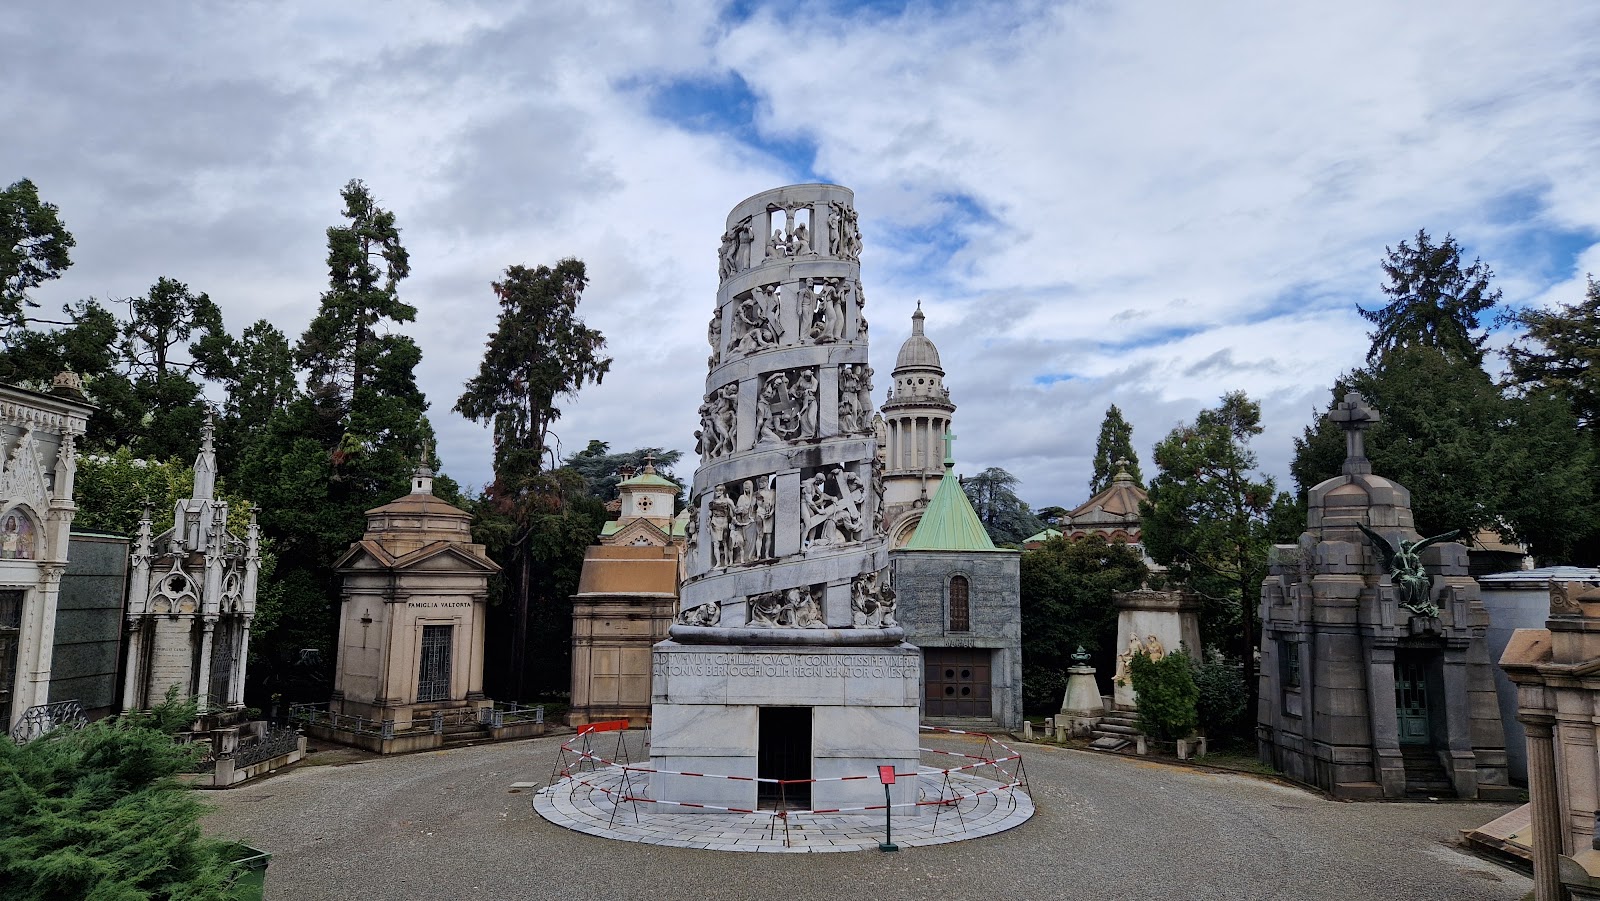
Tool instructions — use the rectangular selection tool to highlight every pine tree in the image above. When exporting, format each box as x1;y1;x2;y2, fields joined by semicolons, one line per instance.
1358;229;1498;366
1089;403;1142;494
0;178;74;331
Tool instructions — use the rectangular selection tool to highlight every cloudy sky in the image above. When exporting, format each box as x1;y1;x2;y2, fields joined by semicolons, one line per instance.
6;1;1598;509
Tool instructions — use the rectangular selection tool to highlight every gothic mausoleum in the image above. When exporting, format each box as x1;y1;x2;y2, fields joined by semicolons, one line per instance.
1257;392;1514;800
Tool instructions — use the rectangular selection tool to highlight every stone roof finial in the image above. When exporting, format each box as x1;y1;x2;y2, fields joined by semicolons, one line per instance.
911;300;925;336
410;437;435;494
1329;391;1380;476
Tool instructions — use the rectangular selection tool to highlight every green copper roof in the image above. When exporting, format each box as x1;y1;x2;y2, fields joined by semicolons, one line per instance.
1023;527;1063;544
904;466;1001;552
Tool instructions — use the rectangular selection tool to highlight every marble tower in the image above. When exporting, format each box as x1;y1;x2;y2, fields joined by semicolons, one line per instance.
652;184;921;812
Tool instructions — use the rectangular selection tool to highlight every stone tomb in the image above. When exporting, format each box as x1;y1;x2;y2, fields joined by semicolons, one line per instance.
653;183;920;814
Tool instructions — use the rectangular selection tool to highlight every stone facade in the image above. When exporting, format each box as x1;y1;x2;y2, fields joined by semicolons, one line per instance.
891;547;1021;730
122;416;261;712
0;377;93;736
1256;392;1513;801
1499;578;1600;900
654;183;921;814
329;460;498;740
1110;589;1202;708
570;462;683;727
878;302;955;547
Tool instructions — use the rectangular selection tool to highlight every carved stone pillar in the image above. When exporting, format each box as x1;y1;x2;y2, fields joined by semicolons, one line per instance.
195;617;217;709
1524;714;1566;901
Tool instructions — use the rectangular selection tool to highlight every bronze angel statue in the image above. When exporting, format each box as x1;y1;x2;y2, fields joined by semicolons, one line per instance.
1356;524;1462;617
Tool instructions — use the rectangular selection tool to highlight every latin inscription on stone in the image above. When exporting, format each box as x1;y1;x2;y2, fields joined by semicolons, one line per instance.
655;652;913;680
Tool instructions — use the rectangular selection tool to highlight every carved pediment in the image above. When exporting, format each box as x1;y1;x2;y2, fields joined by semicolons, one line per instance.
604;518;672;549
0;428;49;512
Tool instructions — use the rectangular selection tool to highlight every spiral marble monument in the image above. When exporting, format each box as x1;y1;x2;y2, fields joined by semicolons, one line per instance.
651;184;921;812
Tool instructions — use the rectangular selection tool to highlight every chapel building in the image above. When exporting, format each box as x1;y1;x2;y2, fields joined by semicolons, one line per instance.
877;302;956;547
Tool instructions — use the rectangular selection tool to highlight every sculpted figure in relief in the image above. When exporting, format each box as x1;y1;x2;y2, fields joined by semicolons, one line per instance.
839;367;861;433
719;227;739;280
850;571;894;628
731;480;755;566
794;368;820;439
1114;635;1146;686
754;483;775;560
1145;634;1166;660
683;505;699;570
678;601;722;627
707;314;722;368
708;485;733;568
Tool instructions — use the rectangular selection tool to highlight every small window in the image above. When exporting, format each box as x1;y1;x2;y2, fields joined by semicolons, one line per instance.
948;576;970;632
1280;640;1301;689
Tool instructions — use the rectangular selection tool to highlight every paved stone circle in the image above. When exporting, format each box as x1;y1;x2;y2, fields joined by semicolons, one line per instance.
533;765;1034;852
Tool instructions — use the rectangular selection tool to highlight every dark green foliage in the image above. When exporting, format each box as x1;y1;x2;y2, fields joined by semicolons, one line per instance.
563;440;683;506
0;693;242;900
0;299;118;389
961;467;1045;547
0;178;74;331
216;320;297;475
1507;275;1600;430
1141;391;1293;719
1358;229;1498;367
1292;346;1598;562
1089;404;1142;493
455;259;612;701
71;449;194;536
1192;650;1250;748
119;277;230;382
1034;505;1068;527
1018;534;1146;712
455;259;611;481
1128;651;1198;741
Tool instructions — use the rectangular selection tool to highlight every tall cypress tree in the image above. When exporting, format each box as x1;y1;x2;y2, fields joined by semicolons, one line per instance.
1089;404;1142;494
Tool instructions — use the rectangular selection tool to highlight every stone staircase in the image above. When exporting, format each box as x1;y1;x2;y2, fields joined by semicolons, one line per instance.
1401;746;1456;798
1088;710;1142;752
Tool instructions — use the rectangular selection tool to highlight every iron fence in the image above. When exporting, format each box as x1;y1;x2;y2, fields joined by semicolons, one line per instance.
10;699;87;743
289;702;394;738
234;727;303;768
481;701;544;729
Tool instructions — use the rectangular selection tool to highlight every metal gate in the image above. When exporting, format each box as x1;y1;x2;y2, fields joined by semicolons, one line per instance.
924;648;992;718
1394;656;1432;745
416;625;453;702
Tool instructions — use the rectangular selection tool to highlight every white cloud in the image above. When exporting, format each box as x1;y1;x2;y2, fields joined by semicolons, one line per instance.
6;0;1599;512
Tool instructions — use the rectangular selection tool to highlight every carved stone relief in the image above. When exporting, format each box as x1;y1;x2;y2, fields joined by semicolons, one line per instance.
837;364;874;435
706;476;776;569
0;427;49;513
850;570;896;628
762;203;816;262
719;215;756;280
695;383;739;461
802;277;849;345
801;466;867;551
707;314;722;368
683;504;700;571
827;201;862;261
754;366;820;446
678;600;723;627
747;584;826;629
729;284;783;356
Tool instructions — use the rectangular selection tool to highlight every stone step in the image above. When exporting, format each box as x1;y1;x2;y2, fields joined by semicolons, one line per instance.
1099;717;1140;729
1093;723;1142;737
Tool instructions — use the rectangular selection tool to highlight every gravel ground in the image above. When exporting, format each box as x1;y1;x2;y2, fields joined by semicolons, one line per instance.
202;734;1529;901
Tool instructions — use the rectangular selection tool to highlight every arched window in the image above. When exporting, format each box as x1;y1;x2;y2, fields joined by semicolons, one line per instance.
948;575;970;632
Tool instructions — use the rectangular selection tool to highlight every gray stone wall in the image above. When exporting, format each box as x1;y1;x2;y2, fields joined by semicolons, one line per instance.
891;549;1022;729
48;533;128;718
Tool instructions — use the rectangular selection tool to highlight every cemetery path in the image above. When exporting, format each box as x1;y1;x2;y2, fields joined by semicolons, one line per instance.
203;732;1529;901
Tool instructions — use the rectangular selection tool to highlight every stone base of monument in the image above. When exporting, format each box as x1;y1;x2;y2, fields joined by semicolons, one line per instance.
649;640;922;813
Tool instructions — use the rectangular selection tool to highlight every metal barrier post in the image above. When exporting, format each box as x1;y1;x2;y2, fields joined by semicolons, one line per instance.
877;765;898;852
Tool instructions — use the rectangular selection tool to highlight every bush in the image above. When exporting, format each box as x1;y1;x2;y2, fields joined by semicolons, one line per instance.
0;693;243;900
1128;650;1198;741
1193;648;1251;748
1022;667;1068;716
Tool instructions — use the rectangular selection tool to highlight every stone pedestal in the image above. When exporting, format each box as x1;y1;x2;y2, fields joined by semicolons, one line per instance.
1111;589;1202;708
650;641;921;812
1059;663;1103;736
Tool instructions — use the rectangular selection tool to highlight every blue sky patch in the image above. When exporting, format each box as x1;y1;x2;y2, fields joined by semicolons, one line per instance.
1033;372;1079;387
641;72;817;177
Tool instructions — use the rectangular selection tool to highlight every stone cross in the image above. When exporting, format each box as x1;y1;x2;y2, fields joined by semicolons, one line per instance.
1329;391;1379;475
941;430;957;466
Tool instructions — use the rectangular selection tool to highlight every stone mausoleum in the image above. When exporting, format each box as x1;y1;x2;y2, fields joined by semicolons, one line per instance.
322;456;500;752
652;183;920;813
0;377;93;737
890;439;1021;731
569;460;684;727
122;415;261;713
1257;392;1513;800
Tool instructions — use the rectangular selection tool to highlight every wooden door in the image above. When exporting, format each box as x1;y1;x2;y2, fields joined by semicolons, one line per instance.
925;648;992;718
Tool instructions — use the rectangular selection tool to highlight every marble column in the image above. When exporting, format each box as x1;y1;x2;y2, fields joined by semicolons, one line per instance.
1524;714;1565;901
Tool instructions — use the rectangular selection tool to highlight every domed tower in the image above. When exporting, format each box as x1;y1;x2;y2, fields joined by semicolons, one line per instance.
878;301;956;546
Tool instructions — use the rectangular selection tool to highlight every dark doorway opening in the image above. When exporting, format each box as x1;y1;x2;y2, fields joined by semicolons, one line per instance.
1394;649;1455;797
757;706;811;809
